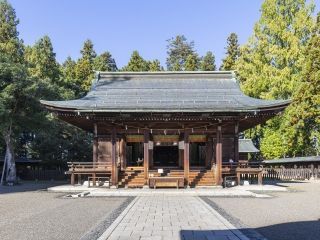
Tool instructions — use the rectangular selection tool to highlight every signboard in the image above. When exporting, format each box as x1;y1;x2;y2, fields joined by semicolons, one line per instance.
153;135;179;142
126;135;144;142
189;135;207;142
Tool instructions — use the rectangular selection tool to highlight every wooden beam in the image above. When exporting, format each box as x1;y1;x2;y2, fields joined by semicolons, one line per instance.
144;131;150;185
215;124;222;185
184;131;190;187
111;127;117;187
234;121;239;162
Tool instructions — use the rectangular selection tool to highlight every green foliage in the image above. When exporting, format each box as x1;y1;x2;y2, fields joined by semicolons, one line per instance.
0;0;23;63
200;51;216;71
166;35;196;71
75;39;96;91
122;51;149;71
93;51;117;71
29;117;92;163
24;36;61;83
236;0;315;159
147;59;162;71
236;0;314;99
185;54;199;71
220;33;239;71
260;127;287;159
60;56;83;98
283;12;320;156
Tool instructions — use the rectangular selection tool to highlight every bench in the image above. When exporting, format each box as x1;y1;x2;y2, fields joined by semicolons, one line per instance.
149;177;184;189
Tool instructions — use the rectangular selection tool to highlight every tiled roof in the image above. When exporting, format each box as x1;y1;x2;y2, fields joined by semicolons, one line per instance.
239;139;259;153
41;71;290;113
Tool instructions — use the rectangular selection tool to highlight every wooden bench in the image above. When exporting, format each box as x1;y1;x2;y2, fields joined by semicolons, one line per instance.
149;177;184;189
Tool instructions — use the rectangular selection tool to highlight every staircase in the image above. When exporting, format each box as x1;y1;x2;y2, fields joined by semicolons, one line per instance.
189;168;216;187
118;167;216;188
149;167;216;187
118;167;145;188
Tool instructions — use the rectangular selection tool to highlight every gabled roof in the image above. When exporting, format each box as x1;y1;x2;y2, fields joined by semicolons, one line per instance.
239;139;259;153
40;71;291;113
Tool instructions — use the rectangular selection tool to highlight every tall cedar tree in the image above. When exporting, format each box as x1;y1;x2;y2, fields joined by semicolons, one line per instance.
200;51;216;71
122;51;149;71
220;33;239;71
286;13;320;156
0;0;35;184
61;56;82;97
166;35;196;71
24;36;60;84
236;0;315;159
75;39;97;92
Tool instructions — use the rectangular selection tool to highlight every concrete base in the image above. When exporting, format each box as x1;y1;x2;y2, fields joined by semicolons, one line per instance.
47;183;287;198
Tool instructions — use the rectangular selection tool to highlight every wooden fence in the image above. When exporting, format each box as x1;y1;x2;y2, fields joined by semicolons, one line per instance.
262;167;320;181
19;169;67;181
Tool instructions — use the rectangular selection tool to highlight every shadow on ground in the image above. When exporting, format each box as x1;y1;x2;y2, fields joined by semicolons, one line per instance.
0;181;67;194
180;220;320;240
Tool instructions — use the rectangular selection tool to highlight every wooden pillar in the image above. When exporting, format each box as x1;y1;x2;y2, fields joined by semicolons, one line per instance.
184;131;190;187
120;138;126;170
111;128;118;187
93;123;98;162
144;131;150;185
234;121;239;162
215;125;222;185
205;137;213;168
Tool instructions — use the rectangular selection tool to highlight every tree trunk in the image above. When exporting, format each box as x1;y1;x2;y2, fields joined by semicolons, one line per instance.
3;133;16;184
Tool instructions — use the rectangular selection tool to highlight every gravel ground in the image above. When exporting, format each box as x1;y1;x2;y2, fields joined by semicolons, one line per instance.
0;184;131;240
206;181;320;240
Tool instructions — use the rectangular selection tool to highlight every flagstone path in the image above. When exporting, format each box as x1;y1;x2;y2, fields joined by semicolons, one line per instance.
99;196;249;240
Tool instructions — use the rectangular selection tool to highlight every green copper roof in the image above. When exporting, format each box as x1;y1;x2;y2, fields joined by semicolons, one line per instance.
41;71;291;113
239;139;259;153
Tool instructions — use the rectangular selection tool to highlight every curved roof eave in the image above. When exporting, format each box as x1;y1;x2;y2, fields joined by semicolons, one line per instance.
40;99;291;113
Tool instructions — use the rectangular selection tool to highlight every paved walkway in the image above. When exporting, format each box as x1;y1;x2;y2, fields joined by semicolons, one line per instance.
99;196;249;240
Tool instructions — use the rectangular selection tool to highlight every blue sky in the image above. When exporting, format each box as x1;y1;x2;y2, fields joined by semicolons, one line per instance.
10;0;320;68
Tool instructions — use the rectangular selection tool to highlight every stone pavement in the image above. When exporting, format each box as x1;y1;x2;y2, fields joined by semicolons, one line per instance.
98;196;249;240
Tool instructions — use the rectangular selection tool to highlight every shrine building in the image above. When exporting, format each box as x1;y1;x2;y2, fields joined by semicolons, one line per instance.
41;71;290;188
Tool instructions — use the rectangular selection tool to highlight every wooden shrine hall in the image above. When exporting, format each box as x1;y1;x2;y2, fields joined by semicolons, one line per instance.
41;71;290;188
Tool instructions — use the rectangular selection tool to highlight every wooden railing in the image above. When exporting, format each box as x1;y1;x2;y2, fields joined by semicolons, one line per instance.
222;162;320;182
262;167;316;181
67;162;112;172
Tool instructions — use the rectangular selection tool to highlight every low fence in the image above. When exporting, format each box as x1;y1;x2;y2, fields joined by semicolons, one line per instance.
262;167;320;181
18;169;67;181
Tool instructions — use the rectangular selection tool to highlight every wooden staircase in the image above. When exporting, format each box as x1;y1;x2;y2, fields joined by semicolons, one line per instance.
118;167;145;188
149;167;216;187
118;167;216;188
189;168;216;187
